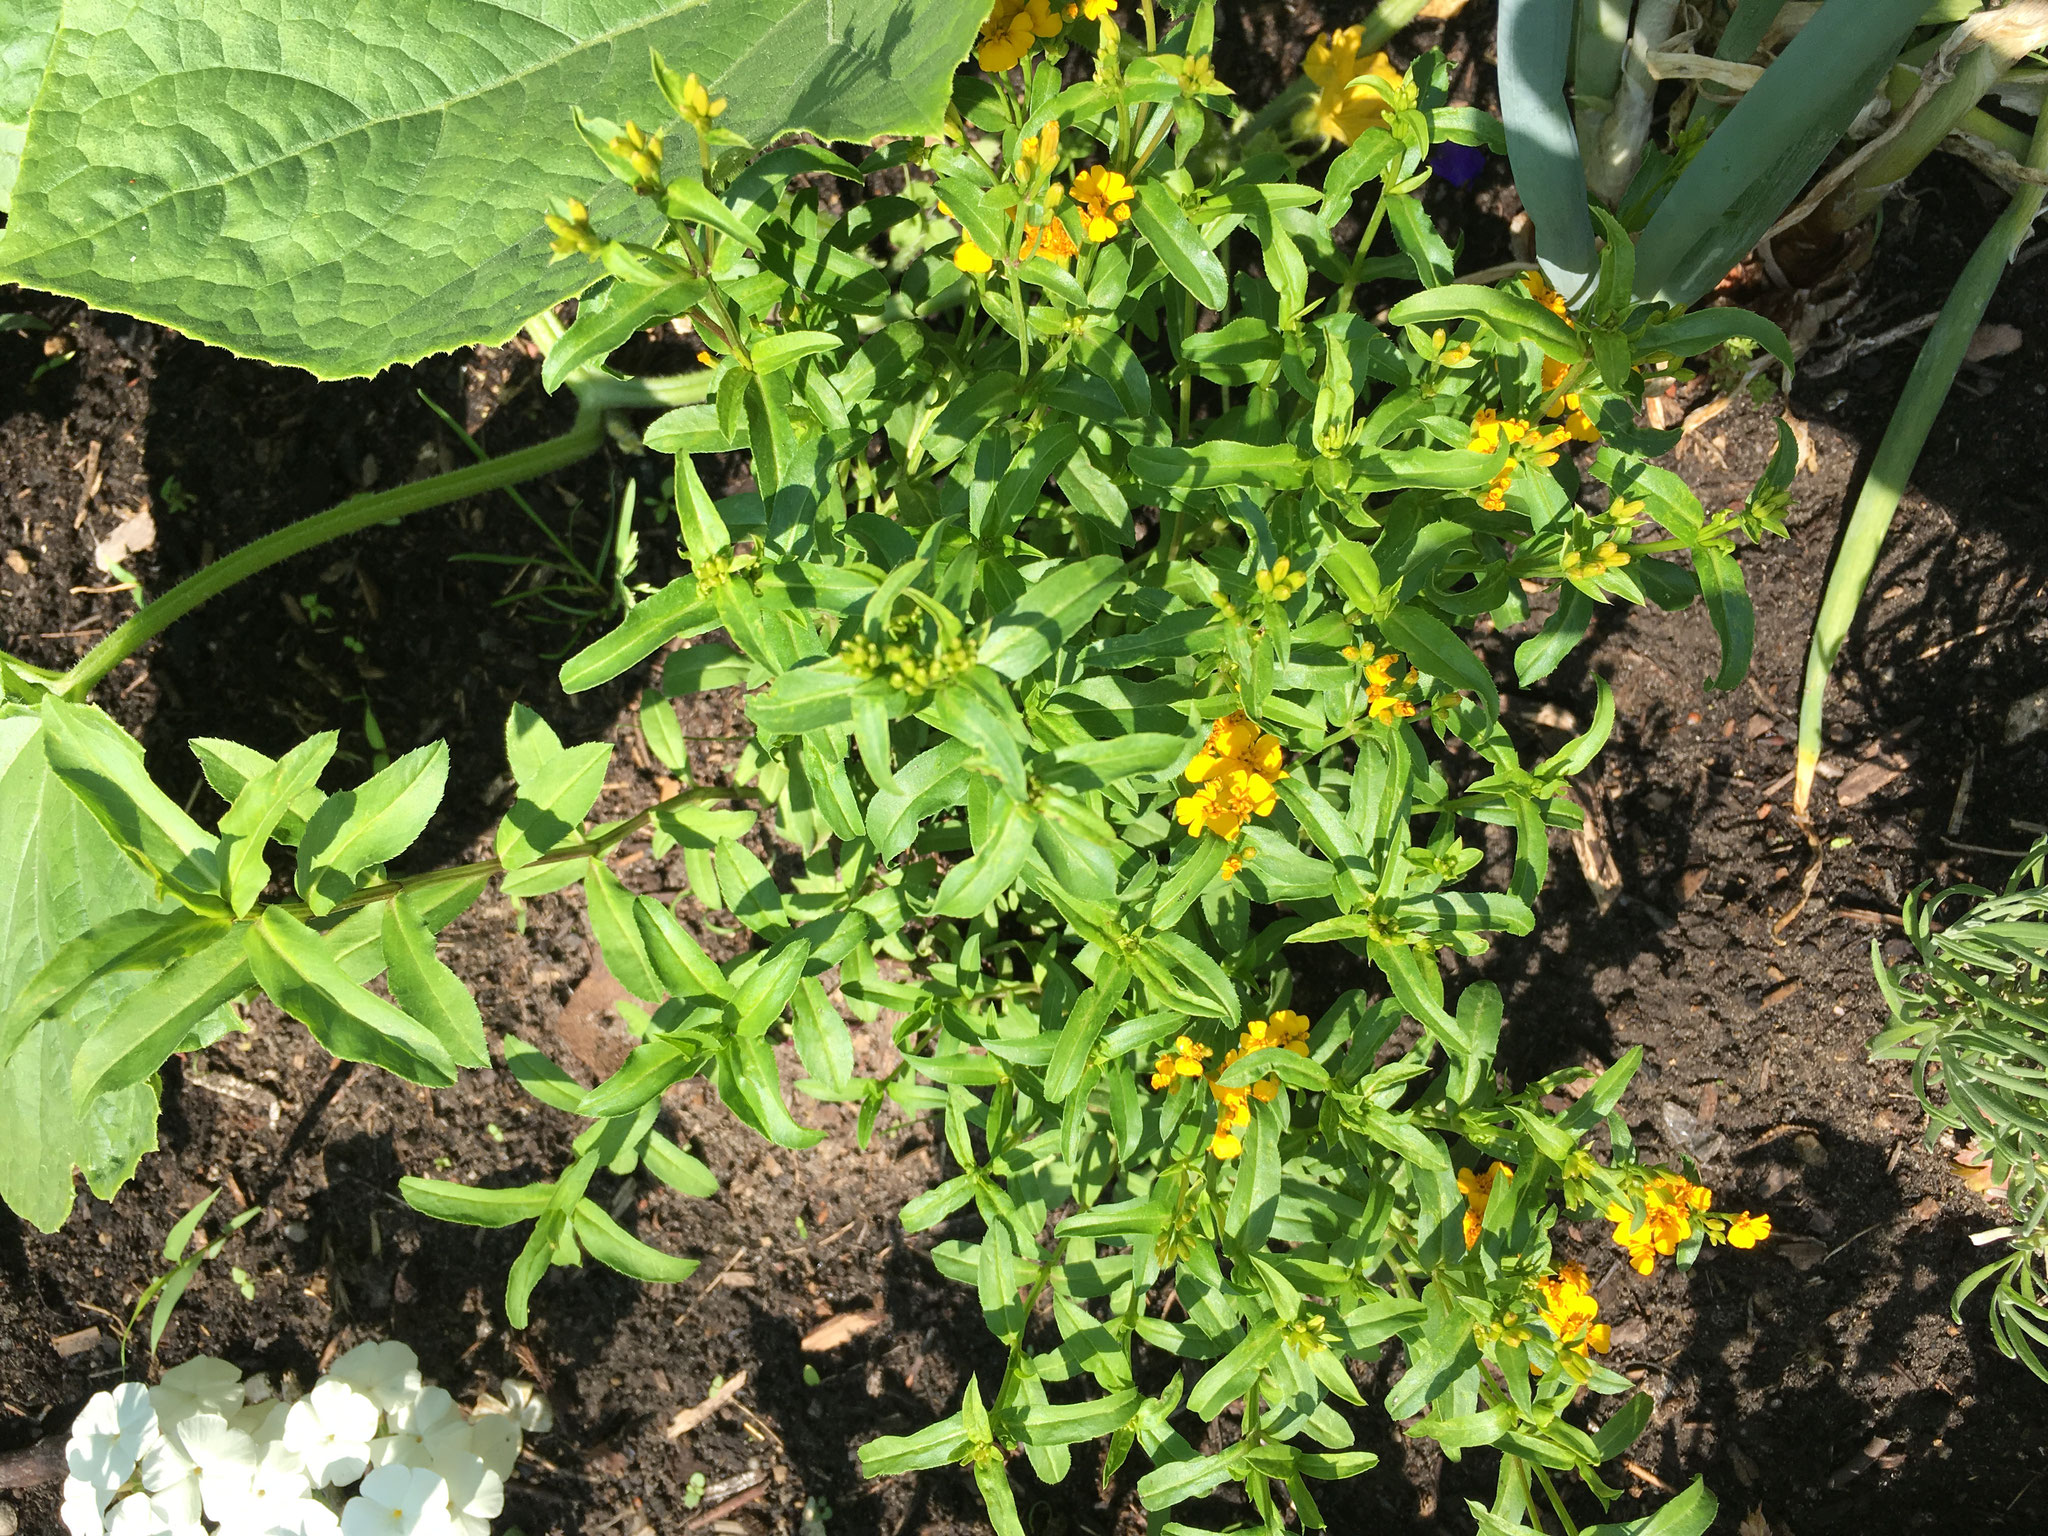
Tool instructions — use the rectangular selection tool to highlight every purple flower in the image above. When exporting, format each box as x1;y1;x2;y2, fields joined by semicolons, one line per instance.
1431;141;1487;188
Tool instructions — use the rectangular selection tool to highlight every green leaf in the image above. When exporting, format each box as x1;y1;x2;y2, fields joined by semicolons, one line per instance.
751;328;843;376
398;1177;554;1228
1585;1477;1717;1536
1495;0;1596;298
1695;546;1754;692
932;799;1034;919
584;858;666;1003
1381;605;1498;720
496;708;612;870
190;737;328;844
501;1035;588;1114
0;0;991;376
645;1131;719;1197
1386;284;1579;362
980;556;1125;680
573;1197;701;1281
635;896;731;1000
1635;307;1794;374
39;697;225;914
1126;440;1311;491
561;579;716;693
1044;958;1132;1101
380;894;488;1070
749;659;864;735
857;1412;973;1477
244;908;457;1087
544;277;708;391
70;929;252;1106
295;743;449;915
0;0;58;212
1131;181;1228;309
0;905;225;1076
218;732;336;915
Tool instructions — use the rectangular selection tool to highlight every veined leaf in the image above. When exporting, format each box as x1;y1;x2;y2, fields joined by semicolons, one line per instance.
218;732;336;915
573;1198;700;1282
561;579;717;693
398;1177;554;1228
496;708;612;870
245;908;457;1087
70;928;253;1106
1131;181;1229;309
39;697;226;914
0;0;990;376
380;894;489;1069
295;743;450;915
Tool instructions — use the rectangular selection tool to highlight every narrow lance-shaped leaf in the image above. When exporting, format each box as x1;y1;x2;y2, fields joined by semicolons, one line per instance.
380;894;489;1070
244;908;457;1088
296;743;450;916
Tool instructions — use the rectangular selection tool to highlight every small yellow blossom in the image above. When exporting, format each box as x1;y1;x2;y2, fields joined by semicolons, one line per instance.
1535;1263;1612;1358
1070;165;1136;242
1204;1010;1311;1159
1219;844;1256;881
695;349;715;367
1015;120;1061;181
1607;1173;1711;1275
1523;270;1572;323
1457;1162;1513;1249
545;198;599;259
1253;557;1308;599
1020;213;1078;264
1302;28;1404;144
1561;539;1631;581
1149;1035;1212;1092
1724;1211;1773;1248
978;0;1062;72
1065;0;1115;18
677;74;726;130
953;233;995;275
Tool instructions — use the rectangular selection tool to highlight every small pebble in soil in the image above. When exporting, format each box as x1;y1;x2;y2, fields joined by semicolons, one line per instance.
0;1500;18;1536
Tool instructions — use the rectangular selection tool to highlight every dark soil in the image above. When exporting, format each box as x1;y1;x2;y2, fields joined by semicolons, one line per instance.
7;7;2048;1535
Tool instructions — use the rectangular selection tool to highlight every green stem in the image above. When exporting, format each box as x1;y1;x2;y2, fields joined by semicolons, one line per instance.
573;370;718;410
1815;42;2009;237
1335;185;1395;315
1533;1465;1581;1536
1794;100;2048;813
60;411;605;699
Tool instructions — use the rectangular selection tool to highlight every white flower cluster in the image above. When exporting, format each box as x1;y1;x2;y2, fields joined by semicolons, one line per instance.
61;1344;551;1536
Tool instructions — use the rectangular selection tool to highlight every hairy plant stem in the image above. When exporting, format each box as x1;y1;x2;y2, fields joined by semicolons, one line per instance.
59;410;605;699
55;358;717;700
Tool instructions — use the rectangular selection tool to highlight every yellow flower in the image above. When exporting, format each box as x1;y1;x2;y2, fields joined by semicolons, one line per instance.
1253;556;1307;598
695;349;715;367
1368;692;1418;726
953;234;995;275
1070;165;1136;242
1149;1034;1213;1092
1607;1173;1712;1274
1184;711;1285;785
677;73;727;130
1015;120;1061;181
1302;28;1404;145
1019;213;1078;264
1724;1211;1773;1249
1069;0;1115;17
1457;1162;1512;1249
978;0;1063;72
1535;1263;1612;1358
1173;766;1279;840
1522;270;1572;323
1219;845;1255;881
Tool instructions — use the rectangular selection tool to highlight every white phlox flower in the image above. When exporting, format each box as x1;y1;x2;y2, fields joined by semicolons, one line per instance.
420;1439;503;1533
149;1358;246;1435
368;1387;462;1470
66;1383;158;1502
63;1476;110;1536
462;1414;520;1484
239;1495;343;1536
171;1411;261;1525
339;1463;452;1536
494;1380;551;1435
102;1481;204;1536
234;1398;293;1445
325;1343;423;1417
283;1380;380;1489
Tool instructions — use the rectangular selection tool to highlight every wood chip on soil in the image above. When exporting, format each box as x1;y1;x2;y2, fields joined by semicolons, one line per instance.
664;1371;747;1439
800;1311;883;1353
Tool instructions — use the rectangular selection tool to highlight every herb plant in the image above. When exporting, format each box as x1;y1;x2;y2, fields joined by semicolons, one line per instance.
0;3;1805;1532
1873;837;2048;1381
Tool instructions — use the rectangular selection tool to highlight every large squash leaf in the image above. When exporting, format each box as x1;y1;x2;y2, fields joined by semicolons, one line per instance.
0;712;174;1230
0;0;985;376
0;0;61;211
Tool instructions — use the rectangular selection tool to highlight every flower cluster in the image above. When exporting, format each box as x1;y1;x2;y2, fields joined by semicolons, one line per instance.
1457;1161;1513;1248
1605;1172;1772;1275
945;124;1082;274
1338;644;1421;726
1467;410;1578;513
1069;166;1135;243
1208;1010;1312;1158
61;1346;549;1536
1173;712;1286;842
1148;1034;1212;1092
839;632;979;694
1534;1263;1612;1360
976;0;1062;73
1301;27;1404;145
1560;538;1632;583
